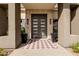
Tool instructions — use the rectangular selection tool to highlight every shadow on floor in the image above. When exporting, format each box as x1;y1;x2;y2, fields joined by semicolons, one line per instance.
18;37;58;49
18;38;43;49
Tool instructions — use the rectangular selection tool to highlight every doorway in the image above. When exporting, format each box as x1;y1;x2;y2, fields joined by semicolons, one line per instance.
31;14;47;39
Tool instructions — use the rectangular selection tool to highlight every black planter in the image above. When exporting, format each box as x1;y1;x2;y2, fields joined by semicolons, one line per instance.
51;33;58;42
21;33;27;43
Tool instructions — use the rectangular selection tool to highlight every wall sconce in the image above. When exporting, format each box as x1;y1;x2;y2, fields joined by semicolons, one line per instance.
27;19;29;25
50;19;52;24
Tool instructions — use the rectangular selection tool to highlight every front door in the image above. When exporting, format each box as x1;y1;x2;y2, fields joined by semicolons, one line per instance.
31;14;47;39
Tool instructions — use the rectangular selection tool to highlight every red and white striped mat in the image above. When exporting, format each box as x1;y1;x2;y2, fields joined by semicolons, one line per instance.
24;39;57;49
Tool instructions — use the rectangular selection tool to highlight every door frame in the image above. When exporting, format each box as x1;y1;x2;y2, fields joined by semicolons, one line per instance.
31;14;47;39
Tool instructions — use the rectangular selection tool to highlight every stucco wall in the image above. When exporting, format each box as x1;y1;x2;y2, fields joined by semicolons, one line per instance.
69;6;79;46
15;3;21;47
0;4;15;48
70;35;79;46
0;5;12;48
25;9;53;39
71;6;79;35
58;4;70;47
58;4;79;47
0;3;21;48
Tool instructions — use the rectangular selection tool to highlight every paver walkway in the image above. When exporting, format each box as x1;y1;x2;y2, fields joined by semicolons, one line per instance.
9;39;72;56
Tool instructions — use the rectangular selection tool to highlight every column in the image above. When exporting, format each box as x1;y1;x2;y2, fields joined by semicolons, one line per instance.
8;3;21;48
58;4;70;47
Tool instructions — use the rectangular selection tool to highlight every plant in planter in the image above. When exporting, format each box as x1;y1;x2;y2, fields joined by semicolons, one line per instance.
71;42;79;53
21;26;27;43
21;26;25;34
0;48;7;56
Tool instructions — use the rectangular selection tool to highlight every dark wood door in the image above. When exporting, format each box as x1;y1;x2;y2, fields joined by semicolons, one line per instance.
31;14;47;39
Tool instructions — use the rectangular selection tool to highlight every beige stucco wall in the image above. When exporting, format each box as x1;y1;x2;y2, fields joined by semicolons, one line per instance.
25;9;53;39
58;4;71;47
70;35;79;46
0;4;15;48
0;3;21;48
71;6;79;35
69;6;79;46
58;4;79;47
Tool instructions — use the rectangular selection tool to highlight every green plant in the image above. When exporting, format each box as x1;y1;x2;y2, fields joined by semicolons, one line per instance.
71;42;79;53
21;26;25;34
0;48;7;56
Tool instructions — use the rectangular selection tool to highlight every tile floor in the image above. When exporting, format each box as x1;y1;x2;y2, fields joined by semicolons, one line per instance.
9;39;72;56
24;39;57;49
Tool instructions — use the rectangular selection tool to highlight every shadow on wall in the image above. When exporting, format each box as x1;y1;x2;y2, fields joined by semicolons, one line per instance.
58;3;63;20
0;4;8;36
70;4;78;21
58;4;78;21
58;4;79;35
70;5;79;34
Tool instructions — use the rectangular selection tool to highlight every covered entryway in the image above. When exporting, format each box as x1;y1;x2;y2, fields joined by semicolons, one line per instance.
9;4;72;56
31;14;47;39
22;3;57;40
20;3;59;50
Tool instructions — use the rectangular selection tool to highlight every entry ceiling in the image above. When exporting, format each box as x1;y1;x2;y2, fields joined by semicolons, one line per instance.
22;3;56;10
0;4;8;9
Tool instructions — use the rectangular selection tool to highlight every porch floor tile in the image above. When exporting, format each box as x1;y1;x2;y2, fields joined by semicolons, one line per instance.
9;39;72;56
24;39;58;49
